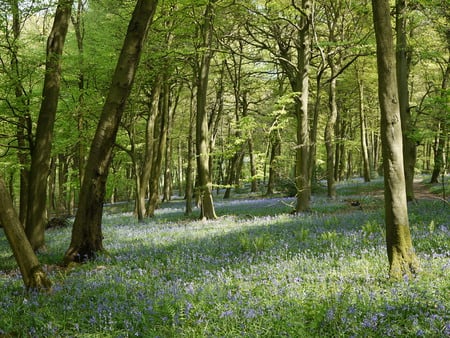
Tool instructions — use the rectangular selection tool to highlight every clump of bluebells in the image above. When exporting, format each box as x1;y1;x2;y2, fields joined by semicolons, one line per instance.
0;179;448;337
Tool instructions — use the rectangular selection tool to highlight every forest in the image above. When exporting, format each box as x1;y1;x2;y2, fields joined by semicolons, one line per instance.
0;0;449;336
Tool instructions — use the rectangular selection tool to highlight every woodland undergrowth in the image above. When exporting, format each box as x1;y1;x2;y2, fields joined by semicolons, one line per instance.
0;177;449;337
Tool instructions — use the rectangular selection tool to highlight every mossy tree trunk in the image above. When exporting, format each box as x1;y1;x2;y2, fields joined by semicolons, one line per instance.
372;0;419;279
0;176;51;291
64;0;159;264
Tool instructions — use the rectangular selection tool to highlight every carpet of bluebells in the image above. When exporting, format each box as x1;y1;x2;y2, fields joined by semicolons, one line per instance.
0;179;449;337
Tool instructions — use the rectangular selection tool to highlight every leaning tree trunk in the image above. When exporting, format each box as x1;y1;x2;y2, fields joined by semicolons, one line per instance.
25;0;73;251
64;0;158;264
372;0;419;279
0;176;51;291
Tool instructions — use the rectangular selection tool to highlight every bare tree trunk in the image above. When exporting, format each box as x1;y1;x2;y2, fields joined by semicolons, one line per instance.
136;79;161;220
0;176;51;291
372;0;419;279
294;0;312;212
195;0;217;220
25;0;73;251
357;75;371;182
9;0;32;226
396;0;416;201
185;84;196;215
147;81;170;217
325;61;338;199
430;31;450;183
64;0;158;264
71;0;87;188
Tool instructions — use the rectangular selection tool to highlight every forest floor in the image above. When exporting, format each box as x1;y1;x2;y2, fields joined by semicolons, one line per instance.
0;176;449;337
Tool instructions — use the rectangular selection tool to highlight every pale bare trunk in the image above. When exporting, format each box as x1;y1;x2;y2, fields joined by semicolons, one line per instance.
372;0;419;279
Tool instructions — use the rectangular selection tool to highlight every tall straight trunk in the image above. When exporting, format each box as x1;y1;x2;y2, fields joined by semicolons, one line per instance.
0;176;51;290
185;84;196;215
372;0;419;279
241;93;258;193
26;0;73;251
136;79;161;220
195;0;217;220
294;0;312;212
72;0;87;187
10;0;31;225
396;0;416;201
64;0;158;264
147;80;170;217
430;31;450;183
325;62;338;199
358;77;371;182
266;134;281;195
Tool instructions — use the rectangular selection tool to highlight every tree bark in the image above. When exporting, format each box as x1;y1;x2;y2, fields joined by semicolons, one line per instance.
294;0;312;212
430;29;450;183
0;176;51;291
25;0;73;251
64;0;158;264
325;61;338;199
147;80;170;217
372;0;419;279
136;79;161;220
396;0;416;201
195;0;217;220
357;74;371;182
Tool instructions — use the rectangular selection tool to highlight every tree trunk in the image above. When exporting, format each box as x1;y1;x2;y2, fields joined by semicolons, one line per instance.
9;0;32;226
72;0;87;188
195;0;217;220
294;0;312;212
430;32;450;183
185;84;196;215
25;0;73;251
136;79;161;220
357;76;371;182
372;0;419;279
64;0;158;264
396;0;416;201
0;176;51;291
266;134;281;195
325;62;338;199
147;81;170;217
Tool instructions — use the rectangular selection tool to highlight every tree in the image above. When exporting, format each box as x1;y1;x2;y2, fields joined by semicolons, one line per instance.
63;0;158;264
396;0;416;201
0;176;51;290
371;0;419;279
194;0;218;220
25;0;74;251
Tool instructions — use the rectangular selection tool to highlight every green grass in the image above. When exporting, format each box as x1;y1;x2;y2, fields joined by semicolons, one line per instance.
0;179;449;337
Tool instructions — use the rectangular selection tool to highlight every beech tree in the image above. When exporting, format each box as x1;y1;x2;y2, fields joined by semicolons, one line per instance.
371;0;419;278
0;176;51;290
194;0;218;220
25;0;73;251
64;0;158;264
